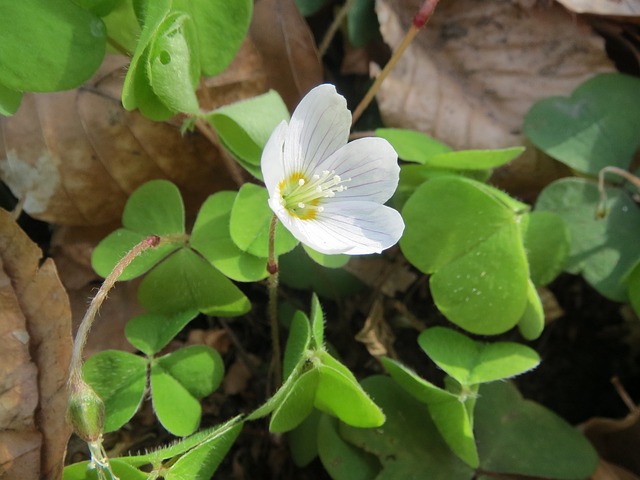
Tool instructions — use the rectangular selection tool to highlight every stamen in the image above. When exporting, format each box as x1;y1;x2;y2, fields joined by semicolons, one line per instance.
278;169;351;220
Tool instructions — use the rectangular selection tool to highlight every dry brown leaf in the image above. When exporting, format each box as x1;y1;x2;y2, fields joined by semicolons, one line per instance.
0;209;72;479
374;0;615;197
345;255;417;296
200;37;270;109
355;298;396;357
223;355;258;396
376;0;614;149
538;286;565;324
556;0;640;16
0;47;270;226
187;328;232;355
592;460;640;480
583;409;640;476
250;0;324;110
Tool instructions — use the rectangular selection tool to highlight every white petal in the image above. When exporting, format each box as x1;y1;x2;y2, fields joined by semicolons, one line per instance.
317;137;400;204
261;120;289;197
277;201;405;255
284;84;351;177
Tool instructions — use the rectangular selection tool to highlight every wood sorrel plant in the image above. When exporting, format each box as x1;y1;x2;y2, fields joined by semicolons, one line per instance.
0;1;602;478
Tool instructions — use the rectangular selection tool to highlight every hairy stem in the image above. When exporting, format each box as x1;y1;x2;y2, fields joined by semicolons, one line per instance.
267;214;282;388
68;235;161;386
351;0;440;126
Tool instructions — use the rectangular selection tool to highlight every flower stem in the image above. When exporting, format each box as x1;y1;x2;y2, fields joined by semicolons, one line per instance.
351;0;440;126
267;215;282;388
68;235;160;386
596;166;640;218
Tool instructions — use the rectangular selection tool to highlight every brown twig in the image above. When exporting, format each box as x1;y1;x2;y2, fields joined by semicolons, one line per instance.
351;0;440;126
318;0;358;57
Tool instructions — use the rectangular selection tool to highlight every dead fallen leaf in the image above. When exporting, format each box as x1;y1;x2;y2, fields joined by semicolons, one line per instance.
250;0;324;110
538;286;565;324
582;409;640;475
199;37;270;110
355;298;396;357
0;208;72;479
592;460;640;480
345;255;417;297
374;0;615;197
0;47;270;226
187;328;232;355
556;0;640;16
223;355;259;396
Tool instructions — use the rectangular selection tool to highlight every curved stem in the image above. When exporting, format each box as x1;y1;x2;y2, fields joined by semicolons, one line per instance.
268;215;282;388
351;0;440;126
68;235;161;386
596;166;640;218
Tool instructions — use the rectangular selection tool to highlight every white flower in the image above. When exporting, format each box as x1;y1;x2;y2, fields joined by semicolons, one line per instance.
261;84;405;255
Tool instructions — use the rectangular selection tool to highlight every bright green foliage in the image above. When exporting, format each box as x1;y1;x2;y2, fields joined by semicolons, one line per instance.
230;183;299;257
82;350;147;432
381;327;539;467
325;376;597;480
63;418;243;479
309;294;325;349
376;128;453;163
92;180;251;317
83;344;224;436
524;73;640;176
377;128;522;169
122;0;252;119
125;310;199;356
381;357;479;467
92;180;185;280
418;327;540;386
206;90;290;179
536;178;640;301
151;345;224;436
520;211;570;286
161;422;242;479
330;375;474;479
102;0;140;53
475;382;598;478
401;176;532;335
147;12;200;114
0;0;106;104
248;295;385;432
517;280;545;340
63;459;147;480
137;248;250;315
190;191;269;282
302;245;350;269
0;85;23;116
123;179;185;235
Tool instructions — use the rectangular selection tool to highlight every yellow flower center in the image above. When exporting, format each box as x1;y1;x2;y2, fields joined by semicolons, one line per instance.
278;170;350;220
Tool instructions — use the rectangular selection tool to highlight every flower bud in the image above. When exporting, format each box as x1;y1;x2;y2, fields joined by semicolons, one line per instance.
67;380;105;443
